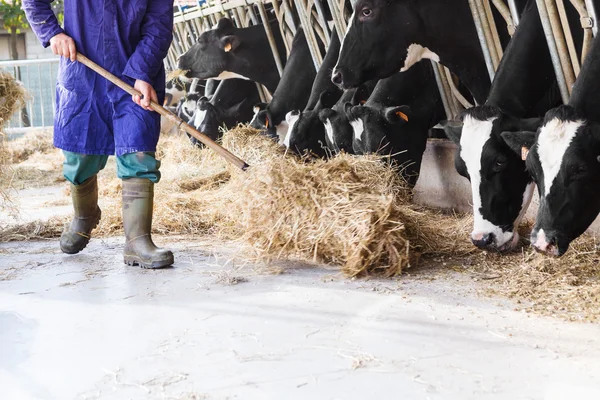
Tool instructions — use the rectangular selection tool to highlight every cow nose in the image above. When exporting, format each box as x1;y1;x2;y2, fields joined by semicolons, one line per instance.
471;233;494;249
531;230;560;256
331;69;343;86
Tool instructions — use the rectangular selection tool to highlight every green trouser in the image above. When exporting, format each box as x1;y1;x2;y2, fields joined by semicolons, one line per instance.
63;151;161;185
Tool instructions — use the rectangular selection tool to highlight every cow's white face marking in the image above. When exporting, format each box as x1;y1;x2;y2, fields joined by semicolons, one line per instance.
181;99;196;120
333;11;355;72
351;119;364;142
461;116;514;248
214;71;250;80
193;109;207;129
400;44;440;72
276;121;289;145
324;118;335;145
283;112;300;148
250;107;260;126
536;118;582;196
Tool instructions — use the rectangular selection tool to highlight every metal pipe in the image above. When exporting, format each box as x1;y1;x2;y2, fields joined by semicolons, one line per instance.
440;66;462;117
444;67;474;109
468;0;496;81
491;0;516;33
508;0;521;24
257;1;285;77
543;0;576;94
313;0;332;45
474;0;500;69
570;0;594;62
535;0;571;103
37;64;45;127
556;0;581;76
584;0;598;36
483;0;504;60
431;60;454;121
326;0;346;42
293;0;324;70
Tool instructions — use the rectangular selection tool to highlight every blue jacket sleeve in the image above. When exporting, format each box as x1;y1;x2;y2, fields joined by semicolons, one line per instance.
123;1;174;84
22;0;64;48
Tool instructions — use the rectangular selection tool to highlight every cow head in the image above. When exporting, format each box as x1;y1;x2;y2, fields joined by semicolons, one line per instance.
177;18;245;81
332;0;434;89
187;96;221;147
176;92;203;123
502;105;600;256
283;91;339;157
443;106;541;252
250;102;288;143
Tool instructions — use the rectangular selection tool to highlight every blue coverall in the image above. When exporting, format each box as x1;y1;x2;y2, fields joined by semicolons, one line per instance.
22;0;174;184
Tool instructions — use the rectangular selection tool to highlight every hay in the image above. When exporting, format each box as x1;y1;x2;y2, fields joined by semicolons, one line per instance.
166;69;190;82
1;72;30;210
2;125;599;321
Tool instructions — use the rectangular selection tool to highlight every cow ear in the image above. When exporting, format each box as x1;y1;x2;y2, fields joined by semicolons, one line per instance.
351;84;371;105
501;131;536;159
318;108;335;124
316;90;338;110
384;105;411;125
216;18;234;31
343;102;353;117
221;35;241;52
440;120;463;144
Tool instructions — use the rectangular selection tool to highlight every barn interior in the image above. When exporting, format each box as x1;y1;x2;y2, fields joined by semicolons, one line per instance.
2;0;600;399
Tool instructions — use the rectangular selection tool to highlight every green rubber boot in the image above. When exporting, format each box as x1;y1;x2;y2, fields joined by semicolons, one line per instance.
122;178;174;269
60;176;102;254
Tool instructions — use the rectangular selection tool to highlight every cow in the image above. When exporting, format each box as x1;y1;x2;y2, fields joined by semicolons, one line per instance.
188;78;260;146
331;0;493;105
282;28;344;155
345;62;444;186
442;0;580;252
502;35;600;257
250;28;318;143
177;17;286;93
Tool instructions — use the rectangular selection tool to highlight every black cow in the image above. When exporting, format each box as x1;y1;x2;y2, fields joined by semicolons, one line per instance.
331;0;492;104
346;62;444;186
177;17;286;93
188;78;260;146
503;35;600;256
250;28;317;142
282;29;344;156
443;0;579;252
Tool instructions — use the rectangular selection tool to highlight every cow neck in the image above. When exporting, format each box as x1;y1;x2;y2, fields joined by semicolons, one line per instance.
485;0;560;118
414;1;491;104
569;35;600;123
232;22;284;93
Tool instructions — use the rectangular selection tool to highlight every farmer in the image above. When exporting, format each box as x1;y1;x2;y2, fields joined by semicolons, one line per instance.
23;1;175;268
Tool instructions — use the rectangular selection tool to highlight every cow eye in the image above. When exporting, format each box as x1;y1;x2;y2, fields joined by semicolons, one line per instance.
361;8;372;17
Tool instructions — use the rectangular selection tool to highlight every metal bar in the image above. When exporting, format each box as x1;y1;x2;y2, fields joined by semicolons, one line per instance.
491;0;516;33
444;67;474;109
543;0;576;94
536;0;571;103
313;0;332;45
556;0;581;76
294;0;324;69
468;0;496;80
256;1;285;77
508;0;521;24
327;0;346;42
431;61;454;121
439;65;461;117
0;58;59;67
474;0;500;69
584;0;598;36
483;0;504;60
37;63;45;127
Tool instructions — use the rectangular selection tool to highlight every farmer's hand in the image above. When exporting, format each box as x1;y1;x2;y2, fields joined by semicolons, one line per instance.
50;33;76;62
133;80;158;111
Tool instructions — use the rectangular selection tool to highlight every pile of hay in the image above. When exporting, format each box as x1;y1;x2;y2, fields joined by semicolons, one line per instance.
1;71;31;210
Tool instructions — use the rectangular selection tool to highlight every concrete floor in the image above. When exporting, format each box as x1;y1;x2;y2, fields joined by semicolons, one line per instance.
2;236;600;400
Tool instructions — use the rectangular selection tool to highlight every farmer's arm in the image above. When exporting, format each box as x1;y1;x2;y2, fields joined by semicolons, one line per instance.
22;0;76;61
124;1;174;110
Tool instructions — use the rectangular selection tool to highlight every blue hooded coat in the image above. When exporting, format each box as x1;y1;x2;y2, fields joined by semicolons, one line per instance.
23;0;174;156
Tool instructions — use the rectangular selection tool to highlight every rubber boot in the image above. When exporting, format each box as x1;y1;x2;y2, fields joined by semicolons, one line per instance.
60;176;102;254
122;178;174;269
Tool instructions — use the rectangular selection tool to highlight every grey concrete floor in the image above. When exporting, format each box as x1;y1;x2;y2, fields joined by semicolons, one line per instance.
1;236;600;400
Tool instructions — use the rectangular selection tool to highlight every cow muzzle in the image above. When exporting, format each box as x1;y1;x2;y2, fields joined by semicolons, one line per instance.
531;229;561;257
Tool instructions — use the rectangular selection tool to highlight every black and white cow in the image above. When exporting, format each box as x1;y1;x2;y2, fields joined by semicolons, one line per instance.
318;81;377;154
188;78;260;146
177;17;286;93
282;29;344;155
443;0;579;252
502;35;600;256
346;62;444;186
331;0;493;104
250;28;318;142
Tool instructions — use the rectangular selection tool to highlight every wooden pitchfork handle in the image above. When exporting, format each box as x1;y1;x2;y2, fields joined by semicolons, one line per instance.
75;53;249;171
